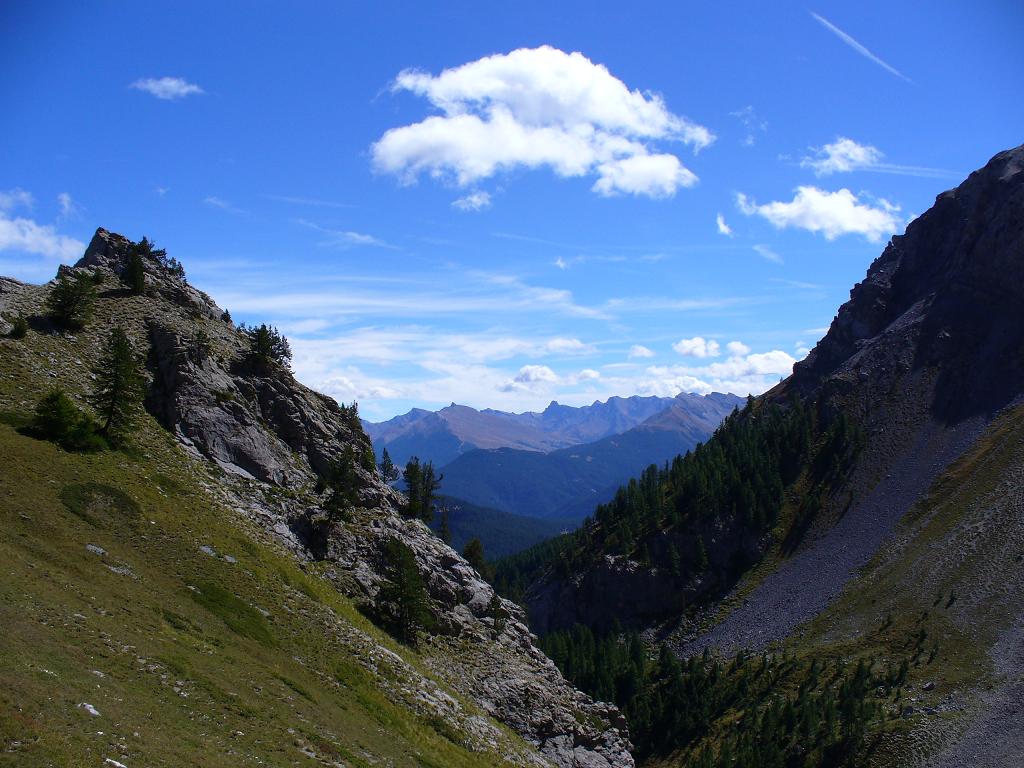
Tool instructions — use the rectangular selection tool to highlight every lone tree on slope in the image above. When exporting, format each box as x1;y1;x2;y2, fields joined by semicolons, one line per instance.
88;326;145;444
376;538;434;646
46;271;98;330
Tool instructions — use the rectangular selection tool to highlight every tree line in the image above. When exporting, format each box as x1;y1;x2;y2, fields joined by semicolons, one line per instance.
541;622;923;766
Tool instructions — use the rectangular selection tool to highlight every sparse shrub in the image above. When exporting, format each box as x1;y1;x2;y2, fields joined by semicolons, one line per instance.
488;592;507;633
46;271;98;330
438;505;452;544
213;388;235;404
338;400;360;430
190;580;275;647
221;309;232;324
133;235;185;280
9;316;28;338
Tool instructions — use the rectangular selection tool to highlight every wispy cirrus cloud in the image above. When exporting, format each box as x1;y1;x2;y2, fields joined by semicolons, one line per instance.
204;196;249;215
372;45;712;199
0;188;34;212
753;244;783;264
294;218;398;250
263;194;356;209
810;12;912;83
131;76;204;100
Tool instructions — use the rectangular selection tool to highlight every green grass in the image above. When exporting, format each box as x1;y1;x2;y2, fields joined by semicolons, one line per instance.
0;417;530;767
0;289;537;767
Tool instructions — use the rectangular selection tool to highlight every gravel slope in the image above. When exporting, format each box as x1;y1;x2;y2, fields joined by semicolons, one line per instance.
677;415;987;657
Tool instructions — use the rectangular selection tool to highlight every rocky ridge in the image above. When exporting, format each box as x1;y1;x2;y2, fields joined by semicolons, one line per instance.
1;228;634;768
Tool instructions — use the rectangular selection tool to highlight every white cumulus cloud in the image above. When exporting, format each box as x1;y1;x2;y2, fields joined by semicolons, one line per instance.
800;136;958;179
726;341;751;356
628;344;655;359
372;45;712;199
736;186;900;242
130;76;204;100
716;213;733;236
801;137;883;176
637;347;796;397
500;364;559;392
0;214;84;262
673;336;720;358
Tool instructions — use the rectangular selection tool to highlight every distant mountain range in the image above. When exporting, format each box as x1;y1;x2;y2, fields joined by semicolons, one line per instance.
439;393;743;520
366;392;743;525
363;394;682;468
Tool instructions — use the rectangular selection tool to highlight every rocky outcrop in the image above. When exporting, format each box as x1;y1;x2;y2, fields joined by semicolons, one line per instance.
146;321;368;486
790;144;1024;423
61;228;635;767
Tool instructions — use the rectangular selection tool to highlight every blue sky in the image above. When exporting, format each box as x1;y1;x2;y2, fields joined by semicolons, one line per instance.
2;1;1022;421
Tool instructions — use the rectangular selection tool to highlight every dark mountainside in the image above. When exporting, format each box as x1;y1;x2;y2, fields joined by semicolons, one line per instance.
0;230;633;767
499;145;1024;766
364;393;708;469
440;393;742;521
429;495;574;560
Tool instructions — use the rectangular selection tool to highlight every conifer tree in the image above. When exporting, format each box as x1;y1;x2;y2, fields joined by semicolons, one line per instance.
124;250;145;294
88;326;144;444
462;537;492;580
242;323;292;367
379;447;399;482
376;538;433;645
402;457;422;518
401;457;442;521
46;271;98;330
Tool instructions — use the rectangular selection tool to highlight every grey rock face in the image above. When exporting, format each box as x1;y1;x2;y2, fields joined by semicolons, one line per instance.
791;144;1024;423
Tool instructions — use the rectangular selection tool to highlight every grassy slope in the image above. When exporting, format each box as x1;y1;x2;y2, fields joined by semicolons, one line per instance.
0;292;537;766
803;401;1024;764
